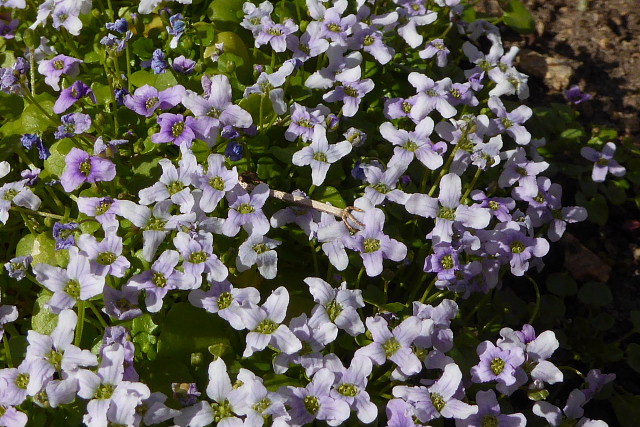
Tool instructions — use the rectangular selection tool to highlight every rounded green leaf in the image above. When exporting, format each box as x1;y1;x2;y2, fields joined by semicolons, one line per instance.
578;281;613;306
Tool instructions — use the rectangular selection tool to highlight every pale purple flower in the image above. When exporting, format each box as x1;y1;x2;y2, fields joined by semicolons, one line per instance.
274;314;336;376
580;142;626;183
327;356;378;423
189;280;260;330
405;173;491;244
319;7;356;45
305;277;365;336
173;230;228;285
25;309;97;382
183;74;253;131
323;65;374;117
344;203;407;277
21;134;50;160
471;341;526;387
77;344;150;427
412;299;458;353
60;148;116;192
0;180;41;224
0;303;18;341
384;97;416;121
241;287;302;357
138;148;199;213
381;118;447;172
565;85;592;104
77;233;130;277
37;54;81;91
123;84;185;117
470;190;515;222
485;221;550;276
419;39;450;67
77;197;148;231
237;232;281;279
222;183;270;237
172;55;196;74
284;368;351;427
355;315;422;377
126;250;196;313
194;153;238;213
151;113;200;147
316;212;351;271
489;96;532;145
286;28;329;62
54;112;91;139
458;390;526;427
292;125;352;186
393;363;478;423
0;360;41;406
255;17;298;52
270;190;321;238
351;28;395;64
408;73;457;120
361;163;409;206
397;3;437;48
33;247;105;314
244;60;296;115
424;243;460;281
241;0;274;35
102;285;143;321
285;103;329;142
498;148;549;198
385;399;418;427
305;45;362;90
4;256;32;281
51;4;83;36
498;324;563;386
236;369;290;427
53;80;96;114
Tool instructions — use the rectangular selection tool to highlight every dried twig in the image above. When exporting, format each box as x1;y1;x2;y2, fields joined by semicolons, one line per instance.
238;172;364;232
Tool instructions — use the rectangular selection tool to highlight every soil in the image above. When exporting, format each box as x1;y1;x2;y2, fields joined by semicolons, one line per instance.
522;0;640;138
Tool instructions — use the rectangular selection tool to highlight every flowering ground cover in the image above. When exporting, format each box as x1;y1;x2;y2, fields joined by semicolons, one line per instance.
0;0;637;426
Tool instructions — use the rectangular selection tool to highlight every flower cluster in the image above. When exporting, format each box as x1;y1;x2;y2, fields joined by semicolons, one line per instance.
0;0;623;426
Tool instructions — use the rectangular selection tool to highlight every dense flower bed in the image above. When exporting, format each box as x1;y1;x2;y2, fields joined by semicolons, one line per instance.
0;0;622;426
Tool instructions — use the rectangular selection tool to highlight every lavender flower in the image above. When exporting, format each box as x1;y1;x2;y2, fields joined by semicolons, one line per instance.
393;363;478;423
458;390;526;427
488;96;532;146
471;340;526;388
355;315;422;377
408;73;457;120
33;247;105;313
405;173;491;244
283;368;350;427
167;13;186;48
305;277;365;336
53;80;96;114
60;148;116;192
150;49;168;73
241;286;302;357
77;233;130;277
188;280;260;330
222;183;270;237
21;134;50;160
255;17;298;52
380;118;447;172
172;55;196;74
52;221;78;249
565;85;592;104
54;112;91;139
173;230;228;285
327;356;378;423
419;39;450;67
0;180;42;224
323;65;374;117
580;142;626;183
4;255;32;280
37;54;81;91
151;113;199;147
123;84;185;117
292;125;352;186
237;232;281;279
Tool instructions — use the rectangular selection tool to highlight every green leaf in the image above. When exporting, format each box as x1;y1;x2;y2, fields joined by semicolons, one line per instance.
156;302;235;360
44;139;76;178
21;96;56;134
612;395;640;427
31;291;57;335
154;72;178;90
16;233;58;266
218;52;244;73
578;281;613;306
314;186;346;209
631;311;640;331
592;312;614;331
193;22;216;45
626;343;640;374
546;272;578;297
130;70;157;88
132;38;155;60
503;0;536;34
207;0;245;22
257;156;281;180
560;128;585;140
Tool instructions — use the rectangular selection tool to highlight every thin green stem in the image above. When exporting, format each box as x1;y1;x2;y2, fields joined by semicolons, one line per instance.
525;275;541;324
310;240;319;277
427;144;461;197
2;334;13;367
29;51;36;96
419;277;437;304
75;300;86;347
88;301;109;330
461;167;483;203
10;206;65;220
462;290;492;324
354;267;365;289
